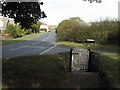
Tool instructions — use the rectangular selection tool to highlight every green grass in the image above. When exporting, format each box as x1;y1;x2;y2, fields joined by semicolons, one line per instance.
32;32;45;36
58;41;120;88
2;36;35;45
57;41;119;53
2;53;101;88
1;32;45;45
2;54;69;88
100;53;120;88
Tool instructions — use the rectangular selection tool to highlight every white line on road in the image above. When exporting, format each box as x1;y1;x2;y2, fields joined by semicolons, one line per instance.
39;44;57;55
10;46;28;51
41;32;52;41
32;42;40;45
31;32;52;45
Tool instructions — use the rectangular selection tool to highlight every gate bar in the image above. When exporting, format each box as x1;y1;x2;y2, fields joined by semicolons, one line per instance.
70;48;73;71
88;49;92;72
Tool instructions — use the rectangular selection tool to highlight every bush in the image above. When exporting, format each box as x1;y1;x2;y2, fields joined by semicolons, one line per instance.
25;29;32;35
6;25;15;38
7;25;22;38
57;19;83;42
90;19;118;44
15;25;22;37
21;29;26;35
57;17;118;45
31;24;40;33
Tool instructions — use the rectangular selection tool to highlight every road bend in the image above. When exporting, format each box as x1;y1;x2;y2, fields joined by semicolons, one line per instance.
1;30;70;58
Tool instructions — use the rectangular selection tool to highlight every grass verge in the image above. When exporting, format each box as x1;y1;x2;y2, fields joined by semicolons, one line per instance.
1;32;45;46
2;54;70;88
99;53;120;88
2;53;101;88
58;41;119;88
57;41;119;53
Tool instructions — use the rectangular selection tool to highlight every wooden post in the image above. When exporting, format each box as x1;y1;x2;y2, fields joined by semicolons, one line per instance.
88;49;92;72
70;48;73;71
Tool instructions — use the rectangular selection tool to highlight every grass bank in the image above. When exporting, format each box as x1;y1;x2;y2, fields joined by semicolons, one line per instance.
57;41;119;53
2;54;69;88
1;32;45;46
100;53;120;88
3;53;102;88
57;41;119;88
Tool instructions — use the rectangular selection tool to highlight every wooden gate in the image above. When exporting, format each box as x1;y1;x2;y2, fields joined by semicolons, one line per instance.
71;49;89;71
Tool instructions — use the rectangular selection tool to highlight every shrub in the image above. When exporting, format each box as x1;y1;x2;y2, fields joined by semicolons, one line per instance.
25;29;32;35
90;19;118;44
21;29;26;35
6;24;16;38
7;25;23;38
31;24;40;33
15;25;22;37
57;17;118;45
57;19;84;42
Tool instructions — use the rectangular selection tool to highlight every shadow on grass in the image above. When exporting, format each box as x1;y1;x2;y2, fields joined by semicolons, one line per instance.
2;54;70;88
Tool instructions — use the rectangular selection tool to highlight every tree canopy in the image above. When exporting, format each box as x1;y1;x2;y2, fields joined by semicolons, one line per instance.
2;2;47;29
57;17;85;41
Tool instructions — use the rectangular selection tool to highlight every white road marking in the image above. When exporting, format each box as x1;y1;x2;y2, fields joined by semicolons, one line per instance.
10;46;27;51
42;32;52;41
31;32;52;45
32;42;40;45
39;44;57;55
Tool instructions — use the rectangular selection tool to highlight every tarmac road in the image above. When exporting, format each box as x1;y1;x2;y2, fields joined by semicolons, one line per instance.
1;30;70;58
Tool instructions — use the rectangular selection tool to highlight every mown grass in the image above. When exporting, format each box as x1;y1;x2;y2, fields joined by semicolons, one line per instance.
1;32;45;45
2;36;35;45
57;41;119;53
100;53;120;88
2;54;70;88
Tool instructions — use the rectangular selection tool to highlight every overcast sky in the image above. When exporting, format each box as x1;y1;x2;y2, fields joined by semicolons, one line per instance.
40;0;119;25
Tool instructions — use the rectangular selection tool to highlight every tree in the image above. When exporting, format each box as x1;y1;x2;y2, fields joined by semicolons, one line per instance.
83;0;102;3
57;17;85;42
2;2;47;29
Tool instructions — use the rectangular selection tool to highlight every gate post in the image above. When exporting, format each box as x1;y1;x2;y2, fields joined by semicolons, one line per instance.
70;48;73;71
88;49;92;72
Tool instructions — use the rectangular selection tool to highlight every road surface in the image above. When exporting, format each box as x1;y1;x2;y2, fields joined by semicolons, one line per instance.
1;30;70;58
